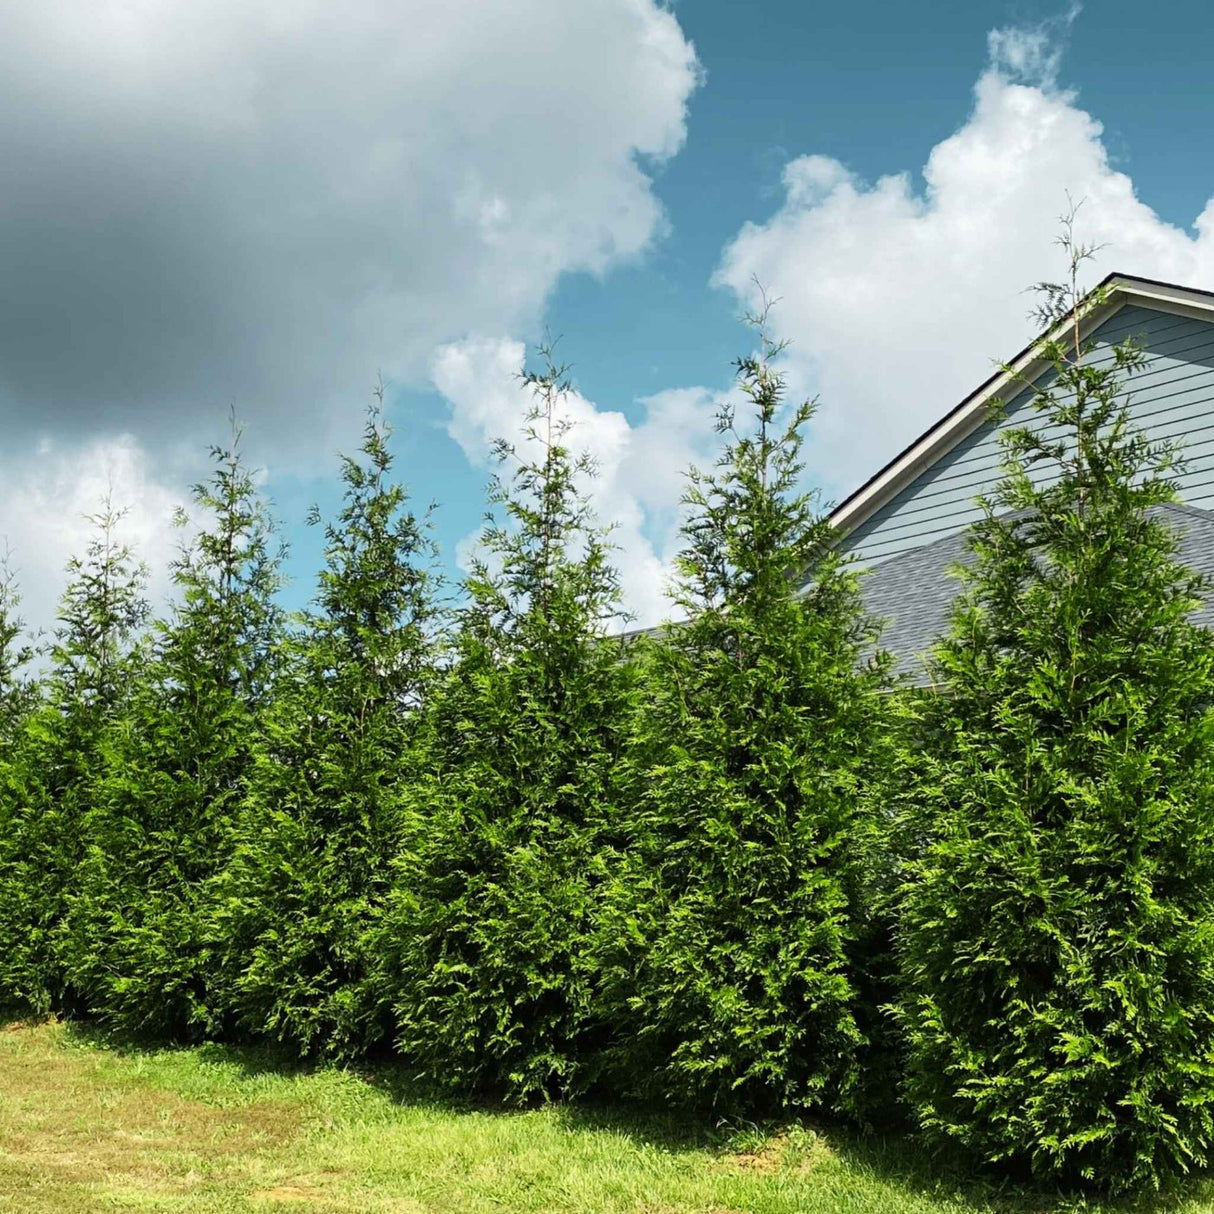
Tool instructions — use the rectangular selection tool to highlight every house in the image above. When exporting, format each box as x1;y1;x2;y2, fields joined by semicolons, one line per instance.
830;274;1214;683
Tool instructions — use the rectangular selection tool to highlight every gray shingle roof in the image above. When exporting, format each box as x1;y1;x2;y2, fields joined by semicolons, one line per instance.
861;502;1214;686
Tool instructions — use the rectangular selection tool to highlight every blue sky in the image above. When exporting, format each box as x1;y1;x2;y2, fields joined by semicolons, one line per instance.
3;0;1214;632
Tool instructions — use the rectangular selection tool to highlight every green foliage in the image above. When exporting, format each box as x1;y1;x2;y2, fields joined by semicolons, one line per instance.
66;423;283;1038
214;394;440;1058
378;349;633;1101
7;233;1214;1203
0;507;149;1013
0;552;36;741
597;310;893;1117
895;253;1214;1190
0;554;40;1012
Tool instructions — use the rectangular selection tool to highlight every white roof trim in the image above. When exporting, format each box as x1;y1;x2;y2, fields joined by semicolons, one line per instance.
827;275;1214;541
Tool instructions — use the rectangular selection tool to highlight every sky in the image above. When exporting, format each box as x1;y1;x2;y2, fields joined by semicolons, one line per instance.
4;0;1214;638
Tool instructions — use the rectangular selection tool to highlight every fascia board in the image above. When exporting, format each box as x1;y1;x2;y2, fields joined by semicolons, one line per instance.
827;275;1214;542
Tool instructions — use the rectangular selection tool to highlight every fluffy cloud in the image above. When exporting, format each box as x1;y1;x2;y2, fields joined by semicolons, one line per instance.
0;0;699;461
715;18;1214;500
0;438;184;655
0;0;699;634
431;337;722;627
433;5;1214;627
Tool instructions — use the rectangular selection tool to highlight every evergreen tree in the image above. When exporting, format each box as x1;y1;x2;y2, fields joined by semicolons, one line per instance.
895;231;1214;1190
0;552;38;1012
0;507;148;1012
378;348;632;1100
67;422;283;1038
597;306;891;1116
0;551;35;741
215;394;440;1058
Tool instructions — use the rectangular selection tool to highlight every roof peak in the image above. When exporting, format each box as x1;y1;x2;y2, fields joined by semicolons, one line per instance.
829;274;1214;542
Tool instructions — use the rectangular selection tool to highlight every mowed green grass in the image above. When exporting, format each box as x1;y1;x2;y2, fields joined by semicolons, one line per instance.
1;1019;1212;1214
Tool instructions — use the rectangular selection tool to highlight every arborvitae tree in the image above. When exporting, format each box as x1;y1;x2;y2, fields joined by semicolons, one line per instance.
0;553;38;1011
0;552;35;741
895;234;1214;1190
67;422;283;1038
378;348;632;1101
596;310;891;1116
0;508;149;1012
214;395;440;1058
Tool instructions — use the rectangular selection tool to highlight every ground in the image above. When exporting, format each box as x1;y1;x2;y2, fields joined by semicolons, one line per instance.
1;1019;1211;1213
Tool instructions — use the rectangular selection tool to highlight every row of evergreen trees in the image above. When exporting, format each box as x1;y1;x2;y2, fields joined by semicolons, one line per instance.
4;268;1214;1194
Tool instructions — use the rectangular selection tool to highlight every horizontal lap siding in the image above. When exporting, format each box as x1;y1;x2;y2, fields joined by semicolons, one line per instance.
838;304;1214;567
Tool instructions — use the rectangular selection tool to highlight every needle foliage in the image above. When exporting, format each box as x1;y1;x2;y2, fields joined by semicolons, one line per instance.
66;424;283;1039
0;507;148;1014
895;248;1214;1191
597;310;893;1116
214;396;440;1058
378;350;633;1101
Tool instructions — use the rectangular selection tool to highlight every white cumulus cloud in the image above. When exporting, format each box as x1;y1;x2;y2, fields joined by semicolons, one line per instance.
715;18;1214;501
0;0;701;635
430;337;723;627
0;0;699;460
0;437;185;656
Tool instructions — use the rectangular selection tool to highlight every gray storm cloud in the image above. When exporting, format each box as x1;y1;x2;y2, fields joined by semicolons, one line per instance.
0;0;699;461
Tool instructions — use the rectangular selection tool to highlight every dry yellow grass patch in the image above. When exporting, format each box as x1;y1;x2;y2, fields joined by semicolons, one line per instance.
0;1020;310;1210
3;1018;1211;1213
719;1127;833;1177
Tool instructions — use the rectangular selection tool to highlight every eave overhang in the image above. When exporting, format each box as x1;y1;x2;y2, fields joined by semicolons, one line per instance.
827;273;1214;544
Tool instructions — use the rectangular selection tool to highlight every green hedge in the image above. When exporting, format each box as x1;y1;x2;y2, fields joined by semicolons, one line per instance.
2;306;1214;1197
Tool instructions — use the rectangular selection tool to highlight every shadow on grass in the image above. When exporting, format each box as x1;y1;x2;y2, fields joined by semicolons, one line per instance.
808;1125;1214;1214
548;1103;1214;1214
11;1012;1213;1213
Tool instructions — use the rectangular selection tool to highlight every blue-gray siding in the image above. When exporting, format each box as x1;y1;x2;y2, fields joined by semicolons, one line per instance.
839;304;1214;567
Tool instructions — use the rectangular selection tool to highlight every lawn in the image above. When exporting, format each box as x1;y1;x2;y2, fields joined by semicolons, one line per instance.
1;1019;1210;1213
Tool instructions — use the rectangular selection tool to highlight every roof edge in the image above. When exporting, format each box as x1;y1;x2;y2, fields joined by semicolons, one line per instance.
827;273;1214;542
